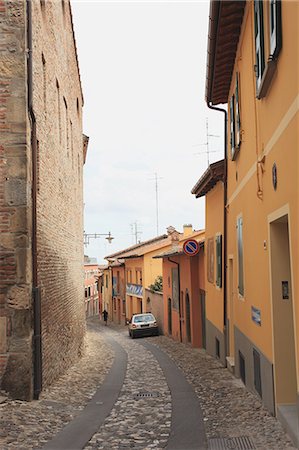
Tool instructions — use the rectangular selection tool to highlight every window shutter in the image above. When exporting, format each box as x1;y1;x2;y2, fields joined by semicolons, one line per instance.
254;0;265;89
230;95;236;159
216;235;222;288
235;73;241;148
270;0;282;58
237;217;244;296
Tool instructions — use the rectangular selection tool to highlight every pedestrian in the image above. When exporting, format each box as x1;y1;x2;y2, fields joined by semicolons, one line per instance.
102;309;108;326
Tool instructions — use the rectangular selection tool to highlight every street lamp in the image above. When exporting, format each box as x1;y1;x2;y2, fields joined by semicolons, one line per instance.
84;231;114;246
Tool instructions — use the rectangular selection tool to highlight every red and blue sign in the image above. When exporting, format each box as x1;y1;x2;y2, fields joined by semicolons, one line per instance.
183;239;200;256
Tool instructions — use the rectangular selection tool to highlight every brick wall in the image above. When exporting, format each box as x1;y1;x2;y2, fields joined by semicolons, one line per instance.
32;0;85;388
0;0;86;399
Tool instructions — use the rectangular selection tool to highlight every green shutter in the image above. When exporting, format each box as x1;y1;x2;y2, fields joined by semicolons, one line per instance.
230;95;236;159
216;235;222;288
254;0;265;89
235;73;241;148
270;0;282;58
237;217;244;296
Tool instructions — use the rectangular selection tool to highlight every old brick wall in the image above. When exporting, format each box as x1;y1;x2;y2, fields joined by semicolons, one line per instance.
32;0;86;388
0;0;34;399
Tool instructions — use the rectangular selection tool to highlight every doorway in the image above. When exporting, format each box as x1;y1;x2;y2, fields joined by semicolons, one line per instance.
269;214;297;407
228;257;234;357
200;290;206;349
185;292;191;343
168;298;172;335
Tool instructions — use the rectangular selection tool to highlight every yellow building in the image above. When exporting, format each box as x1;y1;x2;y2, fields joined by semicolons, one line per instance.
106;227;182;319
192;160;225;363
206;0;298;443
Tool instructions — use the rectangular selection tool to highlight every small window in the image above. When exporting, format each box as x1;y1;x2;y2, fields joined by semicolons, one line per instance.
215;235;222;288
253;348;262;398
239;351;246;384
237;216;244;297
215;338;220;359
269;0;282;58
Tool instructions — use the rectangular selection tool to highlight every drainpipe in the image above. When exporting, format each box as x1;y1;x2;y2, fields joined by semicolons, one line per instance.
27;0;42;399
168;258;182;343
207;103;228;357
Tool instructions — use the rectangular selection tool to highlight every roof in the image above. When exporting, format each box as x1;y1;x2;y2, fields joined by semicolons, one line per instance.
206;0;246;105
153;230;205;259
105;234;169;260
191;159;225;198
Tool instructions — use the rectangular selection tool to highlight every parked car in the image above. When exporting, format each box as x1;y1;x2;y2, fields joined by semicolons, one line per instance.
128;313;159;338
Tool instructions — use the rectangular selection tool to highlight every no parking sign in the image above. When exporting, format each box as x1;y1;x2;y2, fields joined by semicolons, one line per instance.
183;239;200;256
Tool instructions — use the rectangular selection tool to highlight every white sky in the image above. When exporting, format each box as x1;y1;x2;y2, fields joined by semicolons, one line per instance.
71;1;224;263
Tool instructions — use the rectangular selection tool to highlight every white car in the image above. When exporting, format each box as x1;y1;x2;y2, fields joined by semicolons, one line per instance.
128;313;159;339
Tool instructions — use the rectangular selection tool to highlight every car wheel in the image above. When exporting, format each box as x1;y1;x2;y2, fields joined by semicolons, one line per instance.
131;331;135;339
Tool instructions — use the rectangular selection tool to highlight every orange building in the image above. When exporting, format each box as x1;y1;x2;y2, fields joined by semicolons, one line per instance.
205;0;298;443
155;226;205;348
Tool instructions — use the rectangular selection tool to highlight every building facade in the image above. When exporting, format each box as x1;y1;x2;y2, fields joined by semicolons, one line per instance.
0;0;86;400
192;161;225;363
205;0;298;443
157;226;205;348
84;257;99;317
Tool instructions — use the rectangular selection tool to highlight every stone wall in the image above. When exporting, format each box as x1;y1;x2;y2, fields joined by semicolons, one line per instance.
0;0;86;399
0;0;33;400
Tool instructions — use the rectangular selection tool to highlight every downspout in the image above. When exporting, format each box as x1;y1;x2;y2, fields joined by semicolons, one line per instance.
207;103;228;357
27;0;42;399
168;258;182;343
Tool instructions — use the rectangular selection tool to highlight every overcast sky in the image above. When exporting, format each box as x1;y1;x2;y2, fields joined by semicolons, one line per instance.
71;0;224;263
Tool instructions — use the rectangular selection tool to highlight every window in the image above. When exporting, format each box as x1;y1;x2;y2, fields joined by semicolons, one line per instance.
216;338;220;359
105;274;108;288
253;348;262;397
230;73;241;160
254;0;282;98
88;286;91;297
239;351;246;384
269;0;282;58
207;238;214;283
237;216;244;296
216;235;222;288
254;0;265;90
127;270;132;283
85;288;87;298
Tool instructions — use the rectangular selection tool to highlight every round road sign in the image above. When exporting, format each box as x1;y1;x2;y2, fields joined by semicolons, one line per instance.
183;239;200;256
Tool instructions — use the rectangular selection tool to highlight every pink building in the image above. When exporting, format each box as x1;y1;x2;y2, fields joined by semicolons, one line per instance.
84;256;99;317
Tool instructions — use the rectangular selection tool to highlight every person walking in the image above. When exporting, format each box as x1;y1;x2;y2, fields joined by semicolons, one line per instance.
102;309;108;326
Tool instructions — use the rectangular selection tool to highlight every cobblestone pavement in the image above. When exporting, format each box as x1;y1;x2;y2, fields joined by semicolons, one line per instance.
0;317;297;450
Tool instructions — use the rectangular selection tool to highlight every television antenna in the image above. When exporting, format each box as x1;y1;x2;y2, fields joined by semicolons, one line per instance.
149;172;163;236
193;118;220;166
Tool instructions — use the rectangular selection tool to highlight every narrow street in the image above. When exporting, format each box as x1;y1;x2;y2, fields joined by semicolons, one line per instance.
0;318;296;450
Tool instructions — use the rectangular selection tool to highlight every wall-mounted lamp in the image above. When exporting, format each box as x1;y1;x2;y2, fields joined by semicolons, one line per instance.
84;231;114;247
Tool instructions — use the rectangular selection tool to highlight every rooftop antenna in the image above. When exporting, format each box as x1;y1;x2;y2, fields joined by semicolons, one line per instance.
130;221;142;244
149;172;163;236
193;117;220;166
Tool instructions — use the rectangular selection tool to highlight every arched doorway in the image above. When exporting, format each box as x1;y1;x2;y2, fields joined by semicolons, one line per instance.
185;292;191;343
168;298;172;335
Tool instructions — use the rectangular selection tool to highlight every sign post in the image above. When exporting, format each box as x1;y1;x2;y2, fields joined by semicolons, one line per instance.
183;239;200;256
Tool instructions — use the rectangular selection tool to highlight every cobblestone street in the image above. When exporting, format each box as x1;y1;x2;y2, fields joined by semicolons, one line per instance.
0;317;296;450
